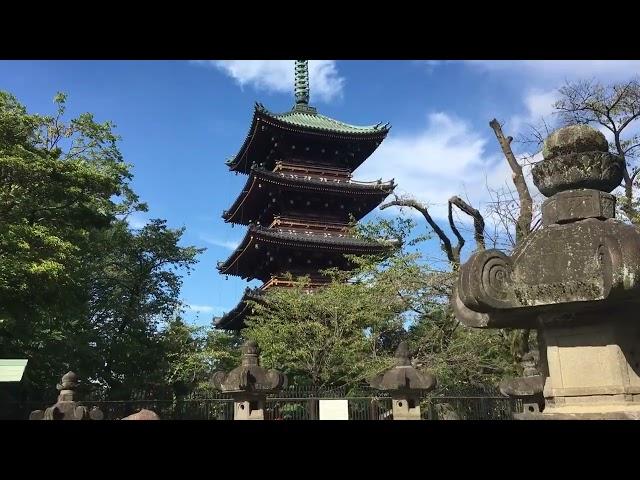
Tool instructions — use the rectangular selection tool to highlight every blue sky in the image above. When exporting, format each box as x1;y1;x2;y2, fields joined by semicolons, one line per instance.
2;60;639;326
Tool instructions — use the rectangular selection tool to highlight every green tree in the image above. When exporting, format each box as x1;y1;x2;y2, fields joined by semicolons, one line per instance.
0;91;202;400
161;318;241;397
244;273;403;389
243;216;515;392
87;219;203;399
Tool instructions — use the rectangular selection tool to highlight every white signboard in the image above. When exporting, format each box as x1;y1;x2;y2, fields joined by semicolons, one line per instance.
319;399;349;420
0;359;28;382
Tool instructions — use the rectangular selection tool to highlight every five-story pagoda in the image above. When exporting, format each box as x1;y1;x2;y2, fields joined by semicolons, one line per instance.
216;60;396;330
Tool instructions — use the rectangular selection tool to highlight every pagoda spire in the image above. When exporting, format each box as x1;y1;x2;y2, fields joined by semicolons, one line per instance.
294;60;310;105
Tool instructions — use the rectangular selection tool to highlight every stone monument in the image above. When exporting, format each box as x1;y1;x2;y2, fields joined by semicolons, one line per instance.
499;350;546;414
368;342;436;420
453;124;640;419
211;340;287;420
29;371;103;420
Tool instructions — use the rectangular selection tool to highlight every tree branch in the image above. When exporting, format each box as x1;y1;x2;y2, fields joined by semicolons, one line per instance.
449;195;485;251
489;119;533;243
380;197;457;266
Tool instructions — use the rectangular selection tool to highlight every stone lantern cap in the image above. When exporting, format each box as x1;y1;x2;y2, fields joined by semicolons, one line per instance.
499;351;545;398
533;124;624;197
211;340;287;394
57;371;80;392
368;342;436;393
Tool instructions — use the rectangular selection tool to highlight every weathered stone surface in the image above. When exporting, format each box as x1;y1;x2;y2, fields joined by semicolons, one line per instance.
369;342;436;392
515;410;640;420
542;189;616;225
542;124;609;159
532;151;623;196
121;409;160;420
29;371;103;421
500;351;545;411
500;376;545;398
212;340;287;394
452;218;640;329
211;340;286;420
454;123;640;419
368;342;436;420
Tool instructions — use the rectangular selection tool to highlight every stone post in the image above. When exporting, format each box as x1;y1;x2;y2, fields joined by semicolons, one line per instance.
368;342;436;420
211;340;287;420
29;371;103;421
452;124;640;419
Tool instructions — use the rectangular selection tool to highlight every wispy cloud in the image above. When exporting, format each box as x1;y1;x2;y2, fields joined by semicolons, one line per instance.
199;234;240;251
465;60;640;84
192;60;345;103
508;88;560;136
356;111;515;219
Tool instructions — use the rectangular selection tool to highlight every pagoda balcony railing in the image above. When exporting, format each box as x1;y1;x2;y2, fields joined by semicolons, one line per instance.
261;275;330;290
274;161;351;179
269;216;351;233
274;169;392;188
273;226;351;239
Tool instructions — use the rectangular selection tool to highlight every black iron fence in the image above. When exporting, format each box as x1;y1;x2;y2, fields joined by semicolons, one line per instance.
1;392;521;420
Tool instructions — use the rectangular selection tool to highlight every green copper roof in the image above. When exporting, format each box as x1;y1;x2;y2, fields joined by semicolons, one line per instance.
257;103;390;136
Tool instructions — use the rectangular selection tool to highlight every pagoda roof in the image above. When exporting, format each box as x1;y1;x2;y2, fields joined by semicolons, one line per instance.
223;166;395;225
217;225;396;281
225;103;390;174
260;103;389;135
215;288;263;330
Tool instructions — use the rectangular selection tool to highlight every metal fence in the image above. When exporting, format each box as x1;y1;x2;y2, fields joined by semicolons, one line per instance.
1;394;521;420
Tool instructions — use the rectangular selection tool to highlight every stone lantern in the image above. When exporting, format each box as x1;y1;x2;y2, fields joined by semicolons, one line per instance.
453;124;640;419
499;351;546;414
29;371;103;420
211;340;287;420
368;342;436;420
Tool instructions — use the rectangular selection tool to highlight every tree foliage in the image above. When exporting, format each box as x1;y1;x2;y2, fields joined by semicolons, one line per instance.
0;91;204;400
242;216;516;392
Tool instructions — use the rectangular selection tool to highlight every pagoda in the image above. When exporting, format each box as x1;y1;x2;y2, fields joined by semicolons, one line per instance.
216;60;396;330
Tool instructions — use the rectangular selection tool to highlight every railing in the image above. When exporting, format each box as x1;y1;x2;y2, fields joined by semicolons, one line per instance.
420;396;522;420
1;388;522;420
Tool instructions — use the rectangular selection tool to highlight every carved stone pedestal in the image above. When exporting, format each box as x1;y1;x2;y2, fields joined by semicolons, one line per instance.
520;319;640;419
233;393;267;420
391;391;422;420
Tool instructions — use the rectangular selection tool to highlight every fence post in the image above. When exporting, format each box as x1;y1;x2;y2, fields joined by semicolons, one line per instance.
307;399;319;420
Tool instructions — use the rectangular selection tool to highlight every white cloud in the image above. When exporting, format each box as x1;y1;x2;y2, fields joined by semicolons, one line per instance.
200;234;240;251
508;89;560;136
465;60;640;83
356;111;515;220
194;60;345;103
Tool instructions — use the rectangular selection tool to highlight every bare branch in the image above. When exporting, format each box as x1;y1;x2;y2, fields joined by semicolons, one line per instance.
380;197;457;266
449;195;485;251
490;119;533;243
447;200;464;259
